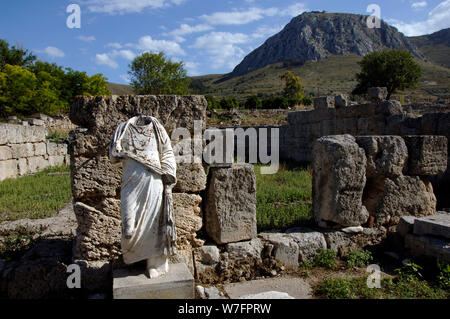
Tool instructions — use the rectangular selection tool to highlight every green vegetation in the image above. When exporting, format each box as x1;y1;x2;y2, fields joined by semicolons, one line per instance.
255;163;312;232
352;50;422;100
313;249;338;269
281;70;304;102
344;249;373;268
314;275;448;299
0;40;110;118
189;54;450;102
128;52;190;95
0;226;40;261
0;165;72;222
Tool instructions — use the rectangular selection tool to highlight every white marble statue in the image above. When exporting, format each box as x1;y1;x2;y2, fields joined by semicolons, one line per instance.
109;115;177;279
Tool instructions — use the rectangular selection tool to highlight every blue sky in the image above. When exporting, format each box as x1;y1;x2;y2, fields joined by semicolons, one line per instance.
1;0;449;84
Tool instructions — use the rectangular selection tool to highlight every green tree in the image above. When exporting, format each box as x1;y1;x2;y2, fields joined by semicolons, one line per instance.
0;39;36;72
219;97;239;110
128;52;190;95
281;70;304;102
352;50;422;100
0;64;37;116
245;95;262;109
205;94;219;110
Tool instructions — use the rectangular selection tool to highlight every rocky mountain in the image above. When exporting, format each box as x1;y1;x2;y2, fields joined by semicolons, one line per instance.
408;28;450;47
408;28;450;69
231;11;424;77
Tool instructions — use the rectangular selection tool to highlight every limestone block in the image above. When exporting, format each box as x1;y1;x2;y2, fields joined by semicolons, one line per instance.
0;146;12;160
173;193;203;250
48;155;66;167
368;87;388;101
73;201;122;261
0;124;46;144
27;118;45;126
197;246;220;265
403;135;448;176
70;155;122;200
226;238;263;262
0;159;18;181
334;94;348;108
10;143;34;159
285;228;327;262
113;263;194;299
259;233;299;268
314;96;334;110
357;116;386;135
413;213;450;240
27;156;48;174
397;216;417;237
356;136;408;178
312;135;368;227
47;142;68;156
363;176;436;227
205;163;257;244
17;158;28;176
33;142;47;156
405;234;450;264
173;163;207;193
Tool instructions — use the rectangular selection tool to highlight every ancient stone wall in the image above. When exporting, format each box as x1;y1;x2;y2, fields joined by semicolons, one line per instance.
0;124;69;181
68;95;208;275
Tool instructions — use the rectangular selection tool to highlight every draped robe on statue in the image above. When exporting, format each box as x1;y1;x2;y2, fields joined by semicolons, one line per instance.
109;115;177;265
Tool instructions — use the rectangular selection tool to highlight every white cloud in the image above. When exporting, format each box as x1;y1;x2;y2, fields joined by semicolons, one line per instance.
120;74;131;83
106;42;123;49
252;25;284;39
40;46;65;58
392;0;450;36
137;35;186;56
95;53;118;68
82;0;185;14
199;3;307;26
192;32;250;69
166;24;213;42
77;35;96;42
184;61;200;76
412;1;428;9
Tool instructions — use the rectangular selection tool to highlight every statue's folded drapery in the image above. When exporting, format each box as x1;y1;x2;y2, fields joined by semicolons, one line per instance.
109;115;177;264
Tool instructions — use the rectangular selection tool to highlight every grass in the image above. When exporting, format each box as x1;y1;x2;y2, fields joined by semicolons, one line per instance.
255;162;313;232
344;249;373;268
0;165;72;222
314;275;449;299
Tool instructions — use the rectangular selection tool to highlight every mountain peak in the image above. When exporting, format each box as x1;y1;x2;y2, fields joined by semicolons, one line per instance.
231;11;424;77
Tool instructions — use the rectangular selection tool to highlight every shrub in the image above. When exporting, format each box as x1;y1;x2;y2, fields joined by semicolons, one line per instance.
344;249;373;268
245;95;262;109
314;249;337;269
437;263;450;290
395;262;423;282
302;96;313;106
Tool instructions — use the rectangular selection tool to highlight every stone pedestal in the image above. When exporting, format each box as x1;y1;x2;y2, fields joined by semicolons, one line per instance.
113;263;194;299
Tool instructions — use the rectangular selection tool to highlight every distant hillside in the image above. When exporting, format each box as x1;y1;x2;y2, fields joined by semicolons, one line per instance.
231;11;424;78
106;82;134;95
408;28;450;69
190;55;450;101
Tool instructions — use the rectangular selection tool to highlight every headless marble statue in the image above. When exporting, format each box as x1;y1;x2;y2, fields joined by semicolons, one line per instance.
109;115;177;278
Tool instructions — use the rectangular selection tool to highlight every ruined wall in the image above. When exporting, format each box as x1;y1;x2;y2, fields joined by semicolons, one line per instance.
0;124;69;181
68;95;208;273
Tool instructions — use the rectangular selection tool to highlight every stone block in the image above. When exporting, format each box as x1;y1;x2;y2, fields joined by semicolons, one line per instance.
0;159;18;181
10;143;34;159
226;238;263;262
397;216;416;237
48;155;65;167
0;124;46;145
403;135;448;176
405;234;450;264
285;228;327;262
33;143;47;156
27;118;45;126
27;156;49;174
0;146;12;160
314;96;334;110
173;163;207;193
363;176;436;227
312;135;368;227
173;193;203;250
205;163;257;244
259;233;299;268
334;94;348;108
413;213;450;240
113;263;194;299
368;87;388;101
47;142;68;156
197;246;220;265
356;136;408;178
17;158;28;176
